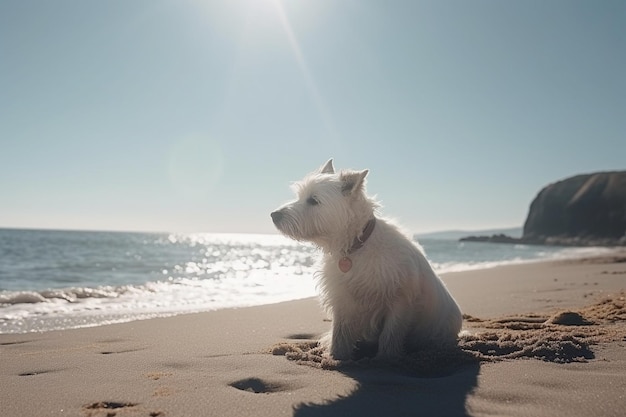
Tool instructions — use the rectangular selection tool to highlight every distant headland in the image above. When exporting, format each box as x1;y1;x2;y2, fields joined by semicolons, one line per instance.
460;171;626;247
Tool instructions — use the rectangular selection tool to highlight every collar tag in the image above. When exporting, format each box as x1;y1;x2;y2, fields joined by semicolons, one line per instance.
338;256;352;273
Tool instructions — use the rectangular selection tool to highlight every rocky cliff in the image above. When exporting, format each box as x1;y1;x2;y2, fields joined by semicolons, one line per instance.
522;171;626;245
461;171;626;246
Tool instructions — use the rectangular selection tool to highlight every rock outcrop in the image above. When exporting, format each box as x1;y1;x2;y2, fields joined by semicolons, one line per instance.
523;171;626;245
461;171;626;246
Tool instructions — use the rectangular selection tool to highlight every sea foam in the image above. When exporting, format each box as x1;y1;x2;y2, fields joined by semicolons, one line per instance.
0;229;616;334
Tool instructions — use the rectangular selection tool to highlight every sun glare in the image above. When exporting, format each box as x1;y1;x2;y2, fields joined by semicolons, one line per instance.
191;0;338;140
269;0;339;140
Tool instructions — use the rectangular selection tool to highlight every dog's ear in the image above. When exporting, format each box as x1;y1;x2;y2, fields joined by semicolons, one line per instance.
319;158;335;174
340;169;368;196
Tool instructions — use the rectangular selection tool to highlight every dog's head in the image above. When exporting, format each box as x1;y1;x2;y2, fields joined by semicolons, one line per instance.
271;159;375;248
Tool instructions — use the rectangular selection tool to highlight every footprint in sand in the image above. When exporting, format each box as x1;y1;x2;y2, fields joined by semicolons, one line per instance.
18;368;64;377
81;401;137;417
99;348;146;355
81;401;164;417
96;339;146;355
284;333;318;340
0;340;32;346
229;377;292;394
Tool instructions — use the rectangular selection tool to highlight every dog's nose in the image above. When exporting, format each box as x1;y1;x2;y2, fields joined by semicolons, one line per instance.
270;210;284;224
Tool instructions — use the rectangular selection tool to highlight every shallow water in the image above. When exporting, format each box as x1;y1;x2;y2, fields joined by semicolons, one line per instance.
0;228;613;333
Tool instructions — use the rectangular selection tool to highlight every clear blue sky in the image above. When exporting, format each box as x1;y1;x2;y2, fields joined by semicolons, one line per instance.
1;0;624;234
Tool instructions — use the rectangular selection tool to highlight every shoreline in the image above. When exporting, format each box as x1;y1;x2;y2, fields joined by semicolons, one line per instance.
2;246;623;336
1;254;625;417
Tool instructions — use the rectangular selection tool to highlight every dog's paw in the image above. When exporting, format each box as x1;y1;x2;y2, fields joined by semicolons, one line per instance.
318;332;332;350
351;340;378;361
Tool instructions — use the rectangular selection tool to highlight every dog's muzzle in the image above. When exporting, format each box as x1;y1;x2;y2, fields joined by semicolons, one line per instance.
270;210;284;226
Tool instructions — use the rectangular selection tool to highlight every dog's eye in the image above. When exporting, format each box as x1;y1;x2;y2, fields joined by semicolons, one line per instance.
307;196;319;206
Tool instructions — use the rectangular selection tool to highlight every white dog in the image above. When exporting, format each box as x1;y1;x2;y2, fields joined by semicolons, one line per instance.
271;159;462;360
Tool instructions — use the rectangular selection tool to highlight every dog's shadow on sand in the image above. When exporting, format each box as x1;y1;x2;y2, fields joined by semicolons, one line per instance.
293;361;480;417
275;341;481;417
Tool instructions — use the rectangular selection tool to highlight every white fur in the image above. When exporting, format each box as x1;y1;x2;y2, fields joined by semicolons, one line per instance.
271;159;463;360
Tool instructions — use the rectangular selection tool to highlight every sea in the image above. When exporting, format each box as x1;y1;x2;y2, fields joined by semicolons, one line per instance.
0;228;614;334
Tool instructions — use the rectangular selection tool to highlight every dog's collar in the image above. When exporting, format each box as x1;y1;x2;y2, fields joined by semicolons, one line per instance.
347;217;376;255
338;218;376;273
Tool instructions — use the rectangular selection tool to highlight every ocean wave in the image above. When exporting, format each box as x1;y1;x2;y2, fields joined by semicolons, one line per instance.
0;286;129;305
0;271;319;333
1;229;619;334
432;245;617;274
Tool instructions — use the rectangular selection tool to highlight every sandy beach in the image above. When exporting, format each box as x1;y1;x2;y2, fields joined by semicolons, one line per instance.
1;254;625;417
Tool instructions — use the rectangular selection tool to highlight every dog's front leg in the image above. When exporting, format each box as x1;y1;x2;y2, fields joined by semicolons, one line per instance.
328;318;357;360
377;300;411;359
